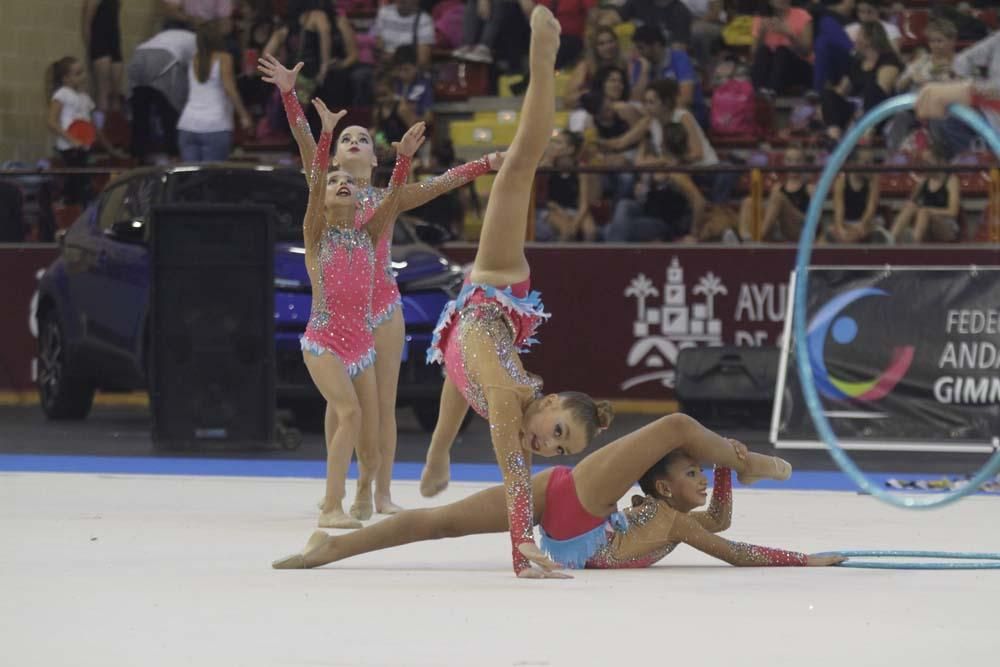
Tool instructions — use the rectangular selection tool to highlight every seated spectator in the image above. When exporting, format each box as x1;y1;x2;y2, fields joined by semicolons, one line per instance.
845;0;901;54
518;0;596;69
264;1;368;110
888;17;957;150
534;130;598;242
929;29;1000;157
127;29;197;162
631;24;707;127
827;146;892;244
371;0;435;69
821;21;900;140
811;0;855;95
392;45;433;124
372;74;419;156
890;143;961;243
603;122;706;243
83;0;124;113
750;0;813;96
565;26;639;108
177;22;252;161
685;0;726;66
605;0;693;50
452;0;503;63
737;146;815;242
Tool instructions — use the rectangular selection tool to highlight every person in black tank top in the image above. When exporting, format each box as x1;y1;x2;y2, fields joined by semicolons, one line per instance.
737;147;815;242
828;147;891;243
890;144;962;243
535;130;598;241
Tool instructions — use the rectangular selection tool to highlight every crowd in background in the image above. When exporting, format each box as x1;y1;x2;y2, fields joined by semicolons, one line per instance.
1;0;998;245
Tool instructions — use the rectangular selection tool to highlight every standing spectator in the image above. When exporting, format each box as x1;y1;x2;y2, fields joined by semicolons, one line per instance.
127;29;198;162
811;0;855;95
820;21;900;140
631;25;708;127
737;147;815;242
535;130;598;241
565;26;638;107
518;0;597;68
845;0;901;53
176;23;252;161
750;0;813;96
161;0;234;34
371;0;435;69
82;0;123;113
606;0;693;50
890;144;961;243
827;147;891;243
452;0;504;63
46;57;123;205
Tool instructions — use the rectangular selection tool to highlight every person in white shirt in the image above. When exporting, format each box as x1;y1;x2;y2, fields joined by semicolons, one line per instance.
372;0;436;68
845;0;901;53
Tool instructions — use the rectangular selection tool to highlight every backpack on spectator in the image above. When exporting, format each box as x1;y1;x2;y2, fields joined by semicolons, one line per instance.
710;77;758;137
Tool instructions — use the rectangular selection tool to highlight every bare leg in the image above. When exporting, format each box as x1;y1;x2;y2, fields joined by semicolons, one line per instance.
912;209;931;242
890;202;917;241
572;414;790;517
273;470;553;569
349;367;382;521
316;403;353;512
779;203;806;241
92;56;112;112
373;308;405;514
760;188;786;241
110;61;124;112
303;352;364;529
737;197;754;240
420;375;470;497
469;5;560;287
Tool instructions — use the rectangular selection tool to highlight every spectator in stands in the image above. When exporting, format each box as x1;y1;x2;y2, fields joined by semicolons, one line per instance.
605;0;693;50
565;26;639;108
888;17;957;150
574;65;643;198
518;0;596;68
889;143;961;243
372;74;419;157
603;122;706;243
535;130;598;242
176;22;253;161
930;30;1000;157
46;56;124;205
452;0;504;63
749;0;813;96
827;146;892;243
127;29;198;162
82;0;123;113
820;21;900;140
810;0;856;95
685;0;726;66
264;0;366;110
391;45;434;124
371;0;435;69
737;146;815;242
161;0;234;34
845;0;901;53
631;24;707;127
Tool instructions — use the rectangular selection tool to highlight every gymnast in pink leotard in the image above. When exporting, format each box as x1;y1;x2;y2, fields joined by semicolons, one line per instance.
260;53;503;518
289;95;425;530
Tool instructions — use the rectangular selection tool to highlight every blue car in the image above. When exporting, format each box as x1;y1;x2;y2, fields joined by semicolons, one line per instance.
35;164;463;431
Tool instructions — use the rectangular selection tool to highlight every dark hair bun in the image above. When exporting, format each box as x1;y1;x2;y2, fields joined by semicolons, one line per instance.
596;401;614;429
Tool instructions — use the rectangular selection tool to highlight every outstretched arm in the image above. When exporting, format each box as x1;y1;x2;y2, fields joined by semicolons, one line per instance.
365;122;425;243
259;54;319;177
395;152;499;211
303;127;333;251
689;466;732;533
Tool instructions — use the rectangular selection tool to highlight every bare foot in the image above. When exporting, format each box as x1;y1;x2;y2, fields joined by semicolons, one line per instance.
272;530;330;569
419;455;451;498
318;508;362;529
737;455;792;486
529;4;561;65
375;494;404;515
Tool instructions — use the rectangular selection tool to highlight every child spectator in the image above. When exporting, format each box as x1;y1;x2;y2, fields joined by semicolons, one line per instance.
737;146;815;242
750;0;813;96
890;143;961;243
827;146;892;243
392;45;433;123
535;130;598;242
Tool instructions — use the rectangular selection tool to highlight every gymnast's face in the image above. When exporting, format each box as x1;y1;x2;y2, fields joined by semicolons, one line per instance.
325;170;358;210
335;126;377;171
661;454;709;512
521;395;587;458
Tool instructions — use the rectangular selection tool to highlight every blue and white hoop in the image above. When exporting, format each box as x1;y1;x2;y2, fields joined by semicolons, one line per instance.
792;92;1000;509
820;550;1000;570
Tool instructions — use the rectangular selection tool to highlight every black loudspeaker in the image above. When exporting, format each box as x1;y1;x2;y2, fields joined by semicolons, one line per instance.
675;346;780;429
150;204;275;449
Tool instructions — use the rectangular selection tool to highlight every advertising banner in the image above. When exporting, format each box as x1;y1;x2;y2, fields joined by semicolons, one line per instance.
773;267;1000;452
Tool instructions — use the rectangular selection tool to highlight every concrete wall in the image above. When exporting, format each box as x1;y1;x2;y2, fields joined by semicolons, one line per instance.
0;0;162;162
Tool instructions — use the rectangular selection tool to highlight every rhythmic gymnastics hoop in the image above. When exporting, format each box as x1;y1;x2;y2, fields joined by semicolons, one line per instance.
792;92;1000;509
817;550;1000;570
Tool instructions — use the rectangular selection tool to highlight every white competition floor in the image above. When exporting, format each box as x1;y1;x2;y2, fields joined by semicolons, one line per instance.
3;471;999;666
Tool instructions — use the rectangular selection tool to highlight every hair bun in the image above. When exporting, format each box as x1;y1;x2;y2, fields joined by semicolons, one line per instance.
596;401;614;429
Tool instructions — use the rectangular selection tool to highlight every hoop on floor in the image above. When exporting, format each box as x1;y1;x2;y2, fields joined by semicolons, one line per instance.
819;550;1000;570
792;92;1000;509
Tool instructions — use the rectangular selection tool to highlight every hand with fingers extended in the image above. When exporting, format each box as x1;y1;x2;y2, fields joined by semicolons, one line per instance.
807;553;848;567
258;54;304;94
517;566;573;579
311;98;347;135
393;121;426;157
517;542;570;579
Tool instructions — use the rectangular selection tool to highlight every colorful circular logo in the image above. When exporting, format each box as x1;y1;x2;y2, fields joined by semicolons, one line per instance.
806;287;915;401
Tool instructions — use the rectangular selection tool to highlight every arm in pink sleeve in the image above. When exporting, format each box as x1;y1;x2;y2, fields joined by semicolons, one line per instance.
397;154;492;211
690;467;732;533
303;131;332;249
365;153;413;243
281;89;318;179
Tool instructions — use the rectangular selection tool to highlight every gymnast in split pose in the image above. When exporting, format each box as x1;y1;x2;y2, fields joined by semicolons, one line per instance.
259;54;504;522
272;413;827;573
294;93;425;529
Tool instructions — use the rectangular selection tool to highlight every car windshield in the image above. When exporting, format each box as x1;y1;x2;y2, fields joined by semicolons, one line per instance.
169;169;413;245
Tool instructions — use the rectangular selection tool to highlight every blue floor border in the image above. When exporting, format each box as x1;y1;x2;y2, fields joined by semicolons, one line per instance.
1;453;990;495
